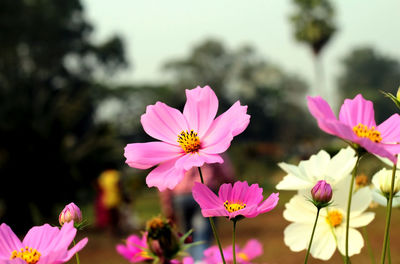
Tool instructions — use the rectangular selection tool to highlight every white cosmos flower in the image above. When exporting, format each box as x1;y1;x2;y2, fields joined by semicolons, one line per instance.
371;168;400;207
283;177;375;261
276;147;357;191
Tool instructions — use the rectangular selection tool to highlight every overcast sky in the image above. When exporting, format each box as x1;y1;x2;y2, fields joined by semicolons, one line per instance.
82;0;400;109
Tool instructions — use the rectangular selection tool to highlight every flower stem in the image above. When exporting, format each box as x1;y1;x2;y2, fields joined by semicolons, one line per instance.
73;239;80;264
304;207;320;264
362;226;376;264
198;167;226;264
345;154;361;264
232;220;237;264
380;159;397;264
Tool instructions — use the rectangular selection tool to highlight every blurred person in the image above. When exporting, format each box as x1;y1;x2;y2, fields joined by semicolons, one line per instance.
159;154;235;261
95;169;123;235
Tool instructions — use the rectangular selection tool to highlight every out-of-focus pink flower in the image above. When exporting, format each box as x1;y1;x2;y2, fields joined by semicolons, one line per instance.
192;181;279;219
59;202;82;226
0;221;87;264
307;94;400;163
203;239;263;264
124;85;250;191
116;233;152;263
311;180;332;205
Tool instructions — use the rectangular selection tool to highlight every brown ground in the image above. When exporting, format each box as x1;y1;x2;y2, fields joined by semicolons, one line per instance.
76;204;400;264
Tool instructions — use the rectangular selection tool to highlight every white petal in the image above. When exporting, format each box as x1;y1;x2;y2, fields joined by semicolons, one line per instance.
309;223;337;261
276;175;311;190
325;147;357;184
336;226;364;257
278;162;311;183
283;222;312;252
283;195;318;223
350;187;373;216
349;212;375;228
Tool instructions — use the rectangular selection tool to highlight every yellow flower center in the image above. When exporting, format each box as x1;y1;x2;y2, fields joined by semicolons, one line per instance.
326;210;343;227
352;123;382;143
355;173;369;188
10;247;41;264
177;130;201;153
224;201;246;213
137;250;152;260
238;252;250;262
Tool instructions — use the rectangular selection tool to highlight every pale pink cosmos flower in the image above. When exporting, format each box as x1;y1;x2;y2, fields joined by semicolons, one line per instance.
0;221;87;264
116;233;152;263
124;85;250;191
192;181;279;219
203;239;263;264
308;94;400;163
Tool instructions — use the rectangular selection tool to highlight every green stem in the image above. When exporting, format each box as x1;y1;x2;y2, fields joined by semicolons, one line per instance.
345;154;362;264
362;226;376;264
73;239;80;264
198;167;226;264
232;220;237;264
380;160;397;264
304;208;320;264
387;237;391;264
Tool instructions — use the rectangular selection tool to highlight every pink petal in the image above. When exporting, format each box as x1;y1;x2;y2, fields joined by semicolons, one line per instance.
231;181;250;203
241;184;264;206
175;153;206;171
257;192;279;213
357;138;398;164
124;142;183;169
241;239;263;259
116;244;135;260
338;94;376;127
141;102;188;145
60;237;88;262
192;182;223;210
315;118;358;142
0;224;22;258
201;208;229;218
378;114;400;143
307;96;337;121
22;224;59;252
202;101;249;153
183;86;218;137
218;183;233;202
146;157;186;191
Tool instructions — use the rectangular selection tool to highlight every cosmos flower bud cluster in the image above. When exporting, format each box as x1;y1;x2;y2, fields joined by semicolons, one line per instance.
311;180;333;208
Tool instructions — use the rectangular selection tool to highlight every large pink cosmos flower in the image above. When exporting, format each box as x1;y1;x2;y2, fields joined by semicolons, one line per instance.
203;239;263;264
124;86;250;191
0;221;87;264
192;181;279;219
116;233;152;263
308;94;400;163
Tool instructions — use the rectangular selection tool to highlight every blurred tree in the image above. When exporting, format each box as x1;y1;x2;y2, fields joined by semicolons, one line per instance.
0;0;127;233
289;0;337;96
338;47;400;123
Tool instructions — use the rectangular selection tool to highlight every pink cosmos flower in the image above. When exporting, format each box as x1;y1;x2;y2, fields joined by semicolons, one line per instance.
308;94;400;163
203;239;263;264
192;181;279;219
0;221;87;264
124;86;250;191
116;233;152;263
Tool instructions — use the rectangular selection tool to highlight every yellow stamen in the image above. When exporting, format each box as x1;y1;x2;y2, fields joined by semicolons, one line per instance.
238;252;250;262
10;246;41;264
326;210;343;227
355;173;369;188
352;123;382;143
177;130;201;153
224;200;246;213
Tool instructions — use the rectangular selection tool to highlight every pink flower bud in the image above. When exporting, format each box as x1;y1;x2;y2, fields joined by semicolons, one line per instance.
59;202;82;226
311;180;332;205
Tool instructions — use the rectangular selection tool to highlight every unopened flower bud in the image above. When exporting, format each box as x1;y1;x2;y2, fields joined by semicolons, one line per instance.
59;202;82;226
311;180;332;207
373;168;400;195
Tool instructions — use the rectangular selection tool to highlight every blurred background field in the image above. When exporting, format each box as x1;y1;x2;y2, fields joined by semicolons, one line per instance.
1;0;400;263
